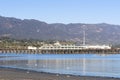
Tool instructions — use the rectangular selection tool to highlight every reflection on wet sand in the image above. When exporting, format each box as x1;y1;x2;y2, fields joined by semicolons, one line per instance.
0;54;120;78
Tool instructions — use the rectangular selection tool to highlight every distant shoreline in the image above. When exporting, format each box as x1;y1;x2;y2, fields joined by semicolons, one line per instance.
0;67;119;80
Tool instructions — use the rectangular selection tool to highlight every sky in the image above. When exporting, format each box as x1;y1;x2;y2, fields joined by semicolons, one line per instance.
0;0;120;24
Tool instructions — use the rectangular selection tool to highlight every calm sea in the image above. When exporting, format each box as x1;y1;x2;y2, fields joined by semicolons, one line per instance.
0;53;120;78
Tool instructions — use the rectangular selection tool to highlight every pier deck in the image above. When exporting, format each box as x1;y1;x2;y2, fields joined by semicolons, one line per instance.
0;48;120;54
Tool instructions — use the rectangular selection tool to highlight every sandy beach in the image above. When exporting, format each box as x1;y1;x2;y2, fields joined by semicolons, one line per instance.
0;68;119;80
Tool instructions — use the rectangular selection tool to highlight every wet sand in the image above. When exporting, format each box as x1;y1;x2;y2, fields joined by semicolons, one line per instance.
0;68;120;80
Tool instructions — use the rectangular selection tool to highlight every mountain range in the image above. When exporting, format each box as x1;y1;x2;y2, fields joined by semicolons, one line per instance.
0;16;120;45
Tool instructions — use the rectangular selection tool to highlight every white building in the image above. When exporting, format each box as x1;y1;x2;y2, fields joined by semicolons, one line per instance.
28;46;37;50
39;41;111;50
81;45;111;49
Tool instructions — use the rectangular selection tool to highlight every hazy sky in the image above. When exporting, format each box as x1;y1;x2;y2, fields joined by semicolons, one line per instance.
0;0;120;24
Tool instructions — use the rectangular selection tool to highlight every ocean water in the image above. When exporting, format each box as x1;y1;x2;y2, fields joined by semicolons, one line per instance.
0;53;120;78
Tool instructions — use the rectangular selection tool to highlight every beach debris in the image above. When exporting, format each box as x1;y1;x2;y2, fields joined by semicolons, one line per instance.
56;74;59;76
66;75;70;77
26;71;30;74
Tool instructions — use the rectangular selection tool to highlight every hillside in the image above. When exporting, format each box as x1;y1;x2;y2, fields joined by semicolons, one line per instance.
0;16;120;44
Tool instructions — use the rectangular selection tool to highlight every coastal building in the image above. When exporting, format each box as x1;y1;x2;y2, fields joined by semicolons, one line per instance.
28;46;37;50
38;41;111;50
27;40;111;51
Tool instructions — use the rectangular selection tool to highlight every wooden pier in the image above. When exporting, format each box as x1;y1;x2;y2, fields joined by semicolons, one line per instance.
0;48;120;54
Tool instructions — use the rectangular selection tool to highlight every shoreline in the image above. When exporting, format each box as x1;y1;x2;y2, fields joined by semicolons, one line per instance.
0;67;120;80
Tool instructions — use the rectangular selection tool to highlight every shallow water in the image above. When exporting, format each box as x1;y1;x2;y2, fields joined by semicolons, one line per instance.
0;53;120;78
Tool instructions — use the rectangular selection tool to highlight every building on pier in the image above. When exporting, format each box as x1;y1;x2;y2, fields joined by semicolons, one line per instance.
38;41;111;50
28;46;37;50
27;41;111;50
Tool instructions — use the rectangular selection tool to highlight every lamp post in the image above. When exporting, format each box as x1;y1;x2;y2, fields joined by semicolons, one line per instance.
82;25;86;46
